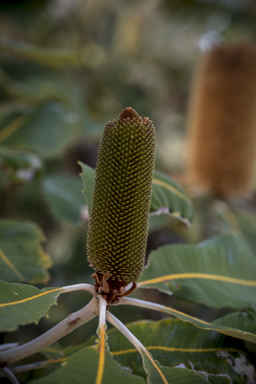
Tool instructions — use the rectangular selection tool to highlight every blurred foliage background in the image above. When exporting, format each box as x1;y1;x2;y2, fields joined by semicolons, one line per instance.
1;0;256;381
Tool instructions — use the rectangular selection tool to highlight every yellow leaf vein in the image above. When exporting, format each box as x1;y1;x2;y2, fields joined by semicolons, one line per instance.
153;178;189;202
0;248;24;280
112;346;243;356
139;273;256;287
0;288;62;307
0;115;29;143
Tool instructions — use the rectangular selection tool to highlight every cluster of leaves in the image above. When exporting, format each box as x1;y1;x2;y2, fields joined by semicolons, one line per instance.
1;63;256;382
1;3;256;382
2;151;256;383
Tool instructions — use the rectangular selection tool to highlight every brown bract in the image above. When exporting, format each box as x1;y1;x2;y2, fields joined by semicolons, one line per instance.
118;107;140;121
92;271;137;304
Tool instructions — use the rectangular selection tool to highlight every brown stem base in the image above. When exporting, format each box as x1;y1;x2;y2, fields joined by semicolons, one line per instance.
92;271;137;304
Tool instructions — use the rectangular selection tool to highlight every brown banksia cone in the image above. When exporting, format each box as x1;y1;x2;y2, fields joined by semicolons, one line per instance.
87;107;156;302
187;43;256;198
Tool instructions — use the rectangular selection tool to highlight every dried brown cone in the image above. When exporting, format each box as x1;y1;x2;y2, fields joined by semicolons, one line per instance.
87;108;156;301
187;43;256;198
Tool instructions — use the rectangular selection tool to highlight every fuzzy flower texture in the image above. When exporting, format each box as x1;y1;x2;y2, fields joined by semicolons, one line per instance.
87;108;156;302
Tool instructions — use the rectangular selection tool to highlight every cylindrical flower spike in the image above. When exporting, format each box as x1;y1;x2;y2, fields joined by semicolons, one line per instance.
187;43;256;198
87;107;156;302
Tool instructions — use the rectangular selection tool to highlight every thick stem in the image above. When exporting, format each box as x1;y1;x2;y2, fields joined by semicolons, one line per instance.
119;296;172;314
0;361;58;377
96;296;107;384
61;283;96;296
97;296;107;332
0;297;99;365
106;311;144;352
0;367;19;384
106;311;168;384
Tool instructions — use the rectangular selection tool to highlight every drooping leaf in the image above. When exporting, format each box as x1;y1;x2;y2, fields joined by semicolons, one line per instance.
151;170;194;225
107;318;247;383
27;346;145;384
79;162;96;214
0;103;76;157
0;220;52;284
42;174;85;225
213;309;256;335
120;297;256;344
0;38;80;68
139;233;256;310
0;281;63;331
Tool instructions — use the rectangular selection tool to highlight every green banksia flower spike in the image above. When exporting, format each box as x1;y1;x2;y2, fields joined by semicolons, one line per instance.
87;107;156;301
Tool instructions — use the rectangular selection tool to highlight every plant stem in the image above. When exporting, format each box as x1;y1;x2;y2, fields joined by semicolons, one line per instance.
97;296;107;333
0;360;61;378
106;311;168;384
96;296;107;384
0;367;19;384
0;297;99;365
106;311;144;352
119;296;172;314
61;283;96;296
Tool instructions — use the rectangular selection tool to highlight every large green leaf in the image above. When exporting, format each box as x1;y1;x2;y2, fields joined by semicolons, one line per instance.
0;281;63;331
79;162;96;214
78;163;193;224
0;220;52;284
231;209;256;254
0;103;76;157
139;233;256;310
28;346;145;384
141;358;210;384
0;38;79;68
0;146;42;183
107;318;247;383
29;345;209;384
42;174;85;225
214;204;256;254
213;310;256;335
120;298;256;343
151;170;194;225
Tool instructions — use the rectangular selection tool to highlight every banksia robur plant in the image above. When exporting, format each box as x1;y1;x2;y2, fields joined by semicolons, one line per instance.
87;107;156;303
187;43;256;198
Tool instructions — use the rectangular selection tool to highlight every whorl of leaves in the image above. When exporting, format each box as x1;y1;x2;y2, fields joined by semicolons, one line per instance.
87;108;156;285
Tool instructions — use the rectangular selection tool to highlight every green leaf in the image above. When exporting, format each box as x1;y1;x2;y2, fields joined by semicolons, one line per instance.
122;298;256;343
107;318;246;383
0;220;52;284
0;103;76;158
139;233;256;310
27;346;145;384
0;146;36;169
213;310;256;335
0;38;80;68
42;343;64;360
0;146;42;183
142;358;210;384
151;170;194;225
0;281;63;331
42;174;85;225
231;209;256;254
79;162;96;214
